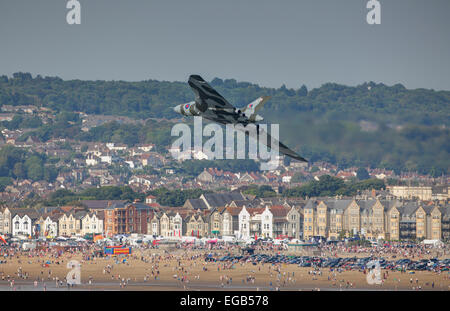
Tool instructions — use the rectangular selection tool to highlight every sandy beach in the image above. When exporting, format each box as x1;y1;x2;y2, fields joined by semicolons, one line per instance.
1;247;449;291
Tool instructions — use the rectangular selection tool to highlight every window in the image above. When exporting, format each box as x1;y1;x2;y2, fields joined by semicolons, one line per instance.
15;221;19;230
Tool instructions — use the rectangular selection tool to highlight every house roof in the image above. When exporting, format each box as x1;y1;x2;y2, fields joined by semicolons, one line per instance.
81;200;127;210
184;198;208;210
222;206;242;216
246;207;266;216
9;208;39;219
303;199;317;210
59;206;77;213
269;205;289;217
399;202;420;216
127;202;159;211
74;211;88;220
379;200;400;211
227;199;260;208
356;199;377;212
323;199;354;210
36;206;60;214
202;192;245;208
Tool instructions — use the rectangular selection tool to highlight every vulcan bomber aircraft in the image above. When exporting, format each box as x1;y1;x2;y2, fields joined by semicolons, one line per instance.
173;75;307;162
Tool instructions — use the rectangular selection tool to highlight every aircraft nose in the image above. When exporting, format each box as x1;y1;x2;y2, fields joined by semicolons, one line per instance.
173;104;181;114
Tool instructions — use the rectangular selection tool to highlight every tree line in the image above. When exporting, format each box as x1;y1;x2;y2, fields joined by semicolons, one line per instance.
1;73;448;175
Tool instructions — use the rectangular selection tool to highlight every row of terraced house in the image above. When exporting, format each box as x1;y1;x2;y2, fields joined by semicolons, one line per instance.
302;198;450;241
0;193;449;241
0;206;104;238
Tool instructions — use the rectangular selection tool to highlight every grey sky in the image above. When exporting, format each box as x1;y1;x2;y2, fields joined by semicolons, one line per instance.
0;0;449;90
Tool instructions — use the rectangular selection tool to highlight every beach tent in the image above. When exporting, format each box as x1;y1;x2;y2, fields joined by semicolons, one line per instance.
93;235;104;242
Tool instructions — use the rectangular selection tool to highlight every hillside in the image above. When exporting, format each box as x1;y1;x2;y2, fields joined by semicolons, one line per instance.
1;73;449;175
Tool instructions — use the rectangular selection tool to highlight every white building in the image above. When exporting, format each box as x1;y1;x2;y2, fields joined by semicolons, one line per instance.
282;175;292;183
41;216;58;237
238;207;250;239
80;213;104;235
171;213;183;237
128;175;152;186
125;160;136;169
238;206;274;239
12;214;33;237
86;153;100;166
138;144;154;152
106;143;127;151
261;206;273;238
100;154;117;165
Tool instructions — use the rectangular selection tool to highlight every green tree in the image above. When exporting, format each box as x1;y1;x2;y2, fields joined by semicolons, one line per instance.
0;177;12;191
13;162;26;179
356;167;370;180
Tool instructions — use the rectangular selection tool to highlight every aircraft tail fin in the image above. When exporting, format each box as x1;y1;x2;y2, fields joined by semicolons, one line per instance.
242;96;270;122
